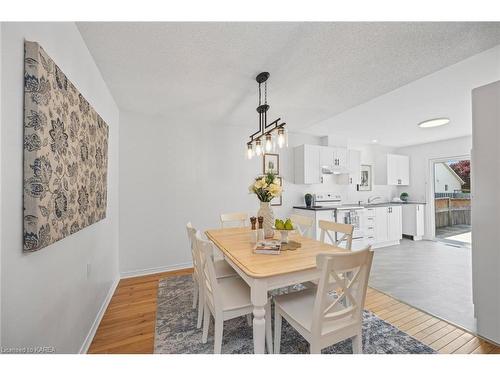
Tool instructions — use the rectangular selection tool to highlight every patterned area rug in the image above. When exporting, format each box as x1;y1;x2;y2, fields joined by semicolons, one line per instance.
154;275;435;354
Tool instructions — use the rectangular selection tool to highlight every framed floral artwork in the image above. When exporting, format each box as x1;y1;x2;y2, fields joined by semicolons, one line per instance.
270;177;283;206
358;164;372;191
263;153;279;175
23;41;109;252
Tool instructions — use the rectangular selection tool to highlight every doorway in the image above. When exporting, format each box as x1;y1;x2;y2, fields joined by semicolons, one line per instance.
433;158;471;246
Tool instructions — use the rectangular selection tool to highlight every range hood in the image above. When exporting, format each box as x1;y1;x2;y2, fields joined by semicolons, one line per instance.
321;165;349;175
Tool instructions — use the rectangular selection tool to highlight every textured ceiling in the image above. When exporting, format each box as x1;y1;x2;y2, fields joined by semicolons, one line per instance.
78;22;500;143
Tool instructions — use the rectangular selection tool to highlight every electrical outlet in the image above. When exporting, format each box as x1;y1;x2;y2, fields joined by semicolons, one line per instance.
86;263;91;279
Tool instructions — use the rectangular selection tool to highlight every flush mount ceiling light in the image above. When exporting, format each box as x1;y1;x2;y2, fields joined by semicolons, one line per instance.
246;72;287;159
417;117;450;128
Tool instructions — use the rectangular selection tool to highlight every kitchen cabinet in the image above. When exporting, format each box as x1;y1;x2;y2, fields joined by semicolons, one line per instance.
374;207;389;243
294;145;350;184
319;146;348;170
375;153;410;186
294;144;321;184
334;147;348;169
319;146;334;168
387;205;403;241
402;204;425;240
348;149;361;186
370;205;402;248
364;208;377;247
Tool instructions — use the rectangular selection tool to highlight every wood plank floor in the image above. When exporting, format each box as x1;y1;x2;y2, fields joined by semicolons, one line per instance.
88;269;500;354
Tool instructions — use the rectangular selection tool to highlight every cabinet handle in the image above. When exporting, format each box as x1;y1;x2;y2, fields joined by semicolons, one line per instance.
321;176;323;183
349;177;352;184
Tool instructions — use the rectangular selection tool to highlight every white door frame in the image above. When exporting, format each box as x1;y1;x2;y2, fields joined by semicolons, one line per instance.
426;154;471;240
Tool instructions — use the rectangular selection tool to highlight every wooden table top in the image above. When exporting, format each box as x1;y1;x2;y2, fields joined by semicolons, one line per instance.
205;227;346;279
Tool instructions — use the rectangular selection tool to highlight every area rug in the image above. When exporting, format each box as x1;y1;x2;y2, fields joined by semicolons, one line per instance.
154;275;436;354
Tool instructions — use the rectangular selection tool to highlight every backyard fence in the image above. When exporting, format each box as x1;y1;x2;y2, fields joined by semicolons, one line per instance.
435;197;471;227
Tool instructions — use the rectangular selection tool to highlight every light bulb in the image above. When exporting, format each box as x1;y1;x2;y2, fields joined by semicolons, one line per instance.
277;128;285;148
265;134;272;153
247;143;254;159
255;139;262;156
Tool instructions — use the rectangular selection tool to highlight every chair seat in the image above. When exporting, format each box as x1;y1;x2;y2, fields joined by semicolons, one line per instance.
274;288;356;335
218;277;252;311
214;259;237;278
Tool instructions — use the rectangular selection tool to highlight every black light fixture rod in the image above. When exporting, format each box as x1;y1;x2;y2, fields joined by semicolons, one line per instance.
247;72;286;150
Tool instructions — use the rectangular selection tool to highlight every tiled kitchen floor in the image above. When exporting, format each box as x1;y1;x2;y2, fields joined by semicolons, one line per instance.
369;239;476;332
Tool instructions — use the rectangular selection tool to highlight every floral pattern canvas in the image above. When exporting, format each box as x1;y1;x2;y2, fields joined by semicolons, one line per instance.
23;41;108;252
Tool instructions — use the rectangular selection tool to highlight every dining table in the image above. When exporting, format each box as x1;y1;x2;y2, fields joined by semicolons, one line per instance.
204;226;347;354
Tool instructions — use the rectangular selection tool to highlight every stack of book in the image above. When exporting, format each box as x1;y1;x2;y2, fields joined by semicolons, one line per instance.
254;240;281;255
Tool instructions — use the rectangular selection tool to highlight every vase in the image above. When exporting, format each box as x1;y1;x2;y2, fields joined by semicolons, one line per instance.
258;201;275;239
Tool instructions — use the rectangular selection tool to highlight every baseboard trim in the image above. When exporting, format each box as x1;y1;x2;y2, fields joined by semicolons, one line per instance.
120;262;193;279
79;277;120;354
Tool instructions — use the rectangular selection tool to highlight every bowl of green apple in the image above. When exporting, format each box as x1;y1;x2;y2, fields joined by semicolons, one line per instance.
273;218;295;244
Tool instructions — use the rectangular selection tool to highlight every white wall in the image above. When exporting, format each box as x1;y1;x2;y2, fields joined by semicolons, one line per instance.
0;23;120;353
434;163;463;193
472;80;500;344
394;136;471;238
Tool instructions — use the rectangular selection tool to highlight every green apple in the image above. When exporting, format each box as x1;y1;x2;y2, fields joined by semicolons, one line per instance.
284;219;293;230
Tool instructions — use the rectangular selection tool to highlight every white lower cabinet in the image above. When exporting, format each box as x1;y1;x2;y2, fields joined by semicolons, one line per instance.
293;205;402;250
368;205;402;249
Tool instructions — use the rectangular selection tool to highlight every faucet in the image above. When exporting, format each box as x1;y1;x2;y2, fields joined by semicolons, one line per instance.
367;196;382;204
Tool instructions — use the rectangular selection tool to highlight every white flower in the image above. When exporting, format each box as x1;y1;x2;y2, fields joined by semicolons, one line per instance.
268;183;282;197
254;177;267;189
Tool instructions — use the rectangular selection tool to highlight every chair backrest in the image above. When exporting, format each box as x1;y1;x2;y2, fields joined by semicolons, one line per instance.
319;220;354;250
311;247;374;337
220;212;248;228
194;231;221;313
186;222;201;278
290;214;314;237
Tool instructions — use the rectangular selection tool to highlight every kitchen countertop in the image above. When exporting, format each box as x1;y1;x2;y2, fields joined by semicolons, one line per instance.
293;205;338;211
293;201;426;211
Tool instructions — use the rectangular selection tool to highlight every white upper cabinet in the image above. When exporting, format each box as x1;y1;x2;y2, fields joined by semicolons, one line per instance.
348;149;361;185
334;147;348;169
319;146;334;168
294;144;321;184
376;153;410;186
294;145;357;185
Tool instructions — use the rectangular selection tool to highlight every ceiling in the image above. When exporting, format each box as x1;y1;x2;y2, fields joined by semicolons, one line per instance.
77;22;500;145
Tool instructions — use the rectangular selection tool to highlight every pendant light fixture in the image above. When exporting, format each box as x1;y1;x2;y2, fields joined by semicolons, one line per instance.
246;72;287;159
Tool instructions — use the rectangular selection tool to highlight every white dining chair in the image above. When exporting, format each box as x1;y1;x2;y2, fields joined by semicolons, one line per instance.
319;220;354;250
273;247;374;354
220;212;248;228
186;222;237;329
195;231;273;354
290;214;314;237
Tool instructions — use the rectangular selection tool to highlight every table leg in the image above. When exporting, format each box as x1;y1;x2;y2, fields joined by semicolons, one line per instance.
251;279;267;354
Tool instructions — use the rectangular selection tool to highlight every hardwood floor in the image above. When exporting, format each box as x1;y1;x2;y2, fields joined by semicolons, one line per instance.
88;268;193;354
88;269;499;354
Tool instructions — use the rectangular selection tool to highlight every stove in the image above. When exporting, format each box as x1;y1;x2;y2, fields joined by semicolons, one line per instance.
312;192;366;250
312;193;364;210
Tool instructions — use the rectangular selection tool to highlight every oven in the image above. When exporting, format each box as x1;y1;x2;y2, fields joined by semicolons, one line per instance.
335;208;366;250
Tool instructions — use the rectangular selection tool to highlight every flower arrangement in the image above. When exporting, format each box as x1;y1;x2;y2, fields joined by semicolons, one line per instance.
249;171;283;202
